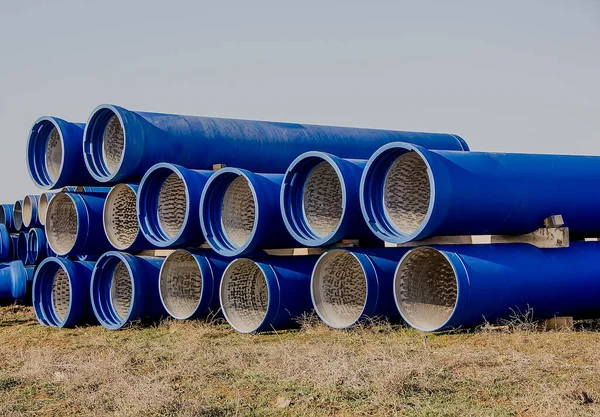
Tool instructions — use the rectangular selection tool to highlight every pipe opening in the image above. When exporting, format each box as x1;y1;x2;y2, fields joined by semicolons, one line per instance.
221;176;255;248
51;269;70;322
13;201;23;231
159;251;202;319
39;194;51;225
312;251;366;328
17;233;28;263
221;259;268;332
46;194;77;255
303;162;343;238
102;115;125;175
46;128;62;182
0;207;5;225
395;247;457;331
110;261;133;320
104;185;139;249
383;152;430;235
158;173;187;239
22;196;34;227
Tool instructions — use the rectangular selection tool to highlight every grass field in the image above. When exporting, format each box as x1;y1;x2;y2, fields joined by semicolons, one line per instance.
1;305;600;416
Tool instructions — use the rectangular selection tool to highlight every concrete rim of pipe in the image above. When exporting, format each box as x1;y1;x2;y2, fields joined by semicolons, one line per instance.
159;250;207;319
33;258;74;327
200;168;258;256
38;193;54;226
311;249;369;329
45;193;79;256
281;152;345;246
27;117;65;189
103;184;140;250
13;200;23;232
360;142;435;243
28;228;45;264
394;247;459;332
22;195;38;228
220;258;270;333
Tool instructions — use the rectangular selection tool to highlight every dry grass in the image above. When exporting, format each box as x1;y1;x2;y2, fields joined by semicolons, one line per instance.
1;306;600;416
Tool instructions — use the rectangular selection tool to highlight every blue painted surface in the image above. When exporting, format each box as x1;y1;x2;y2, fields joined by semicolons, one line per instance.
200;168;296;257
17;231;28;264
27;228;47;265
0;261;29;302
13;200;23;232
0;204;15;233
0;225;11;262
83;104;469;183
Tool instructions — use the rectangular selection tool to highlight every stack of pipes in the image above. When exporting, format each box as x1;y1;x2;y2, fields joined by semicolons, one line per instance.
2;103;599;333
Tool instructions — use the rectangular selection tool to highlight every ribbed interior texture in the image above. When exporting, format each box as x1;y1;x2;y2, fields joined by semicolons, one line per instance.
102;115;125;174
110;262;133;321
46;194;77;255
45;128;62;182
302;161;343;238
158;173;187;239
160;251;203;319
221;259;268;332
39;194;50;225
383;152;431;235
105;185;139;249
312;250;366;328
395;248;457;331
221;176;255;247
52;269;70;322
22;196;33;226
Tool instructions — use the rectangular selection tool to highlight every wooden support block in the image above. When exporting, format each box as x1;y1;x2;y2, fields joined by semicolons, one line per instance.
199;243;211;249
335;239;360;248
212;163;226;171
264;248;325;256
137;249;175;257
584;237;600;242
544;214;565;228
542;317;573;331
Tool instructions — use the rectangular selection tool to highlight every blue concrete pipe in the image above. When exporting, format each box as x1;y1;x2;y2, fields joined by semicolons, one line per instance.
0;225;11;262
82;104;469;183
45;192;112;256
32;258;96;328
311;248;408;329
103;184;152;251
74;186;112;193
27;116;100;190
17;231;29;264
0;261;32;302
0;204;16;232
137;163;212;248
158;249;229;320
220;255;318;333
28;228;47;265
200;168;296;257
22;195;41;229
9;235;19;261
38;193;55;226
361;143;600;244
394;243;600;332
281;152;380;247
90;252;166;329
13;200;23;232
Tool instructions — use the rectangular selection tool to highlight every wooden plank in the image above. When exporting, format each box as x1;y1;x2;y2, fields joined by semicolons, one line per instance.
137;249;175;257
212;163;226;171
264;248;325;256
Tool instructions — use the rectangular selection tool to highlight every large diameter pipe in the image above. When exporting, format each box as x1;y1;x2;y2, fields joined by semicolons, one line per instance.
200;168;296;257
83;104;469;183
137;163;212;247
311;248;408;329
394;243;600;332
27;228;47;265
0;224;11;262
45;192;112;256
27;116;100;190
281;152;380;247
220;256;317;333
32;258;96;328
22;195;41;229
90;252;166;329
104;184;152;251
361;142;600;244
0;204;16;232
158;249;228;319
13;200;23;232
0;261;32;302
38;193;55;226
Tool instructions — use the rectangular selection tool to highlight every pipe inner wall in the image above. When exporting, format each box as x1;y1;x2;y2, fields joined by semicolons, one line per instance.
159;250;203;319
303;162;343;238
45;194;78;255
221;176;256;248
104;185;139;250
157;173;187;239
110;262;133;321
51;269;70;322
13;201;23;231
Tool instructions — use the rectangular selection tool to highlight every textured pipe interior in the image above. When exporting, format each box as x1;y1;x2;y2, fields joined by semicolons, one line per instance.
51;269;70;322
383;152;430;235
313;251;366;327
222;259;268;332
22;197;33;226
303;162;343;238
221;177;255;247
45;128;62;182
158;173;187;239
13;202;22;230
39;194;50;225
110;262;133;321
395;248;457;331
102;115;125;174
46;194;77;255
105;185;139;249
160;251;203;318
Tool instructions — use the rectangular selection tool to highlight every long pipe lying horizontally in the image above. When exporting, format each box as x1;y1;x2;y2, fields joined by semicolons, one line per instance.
281;152;378;247
200;168;296;257
158;249;229;320
311;248;407;329
361;142;600;244
137;163;212;247
22;195;41;229
0;261;34;302
82;104;469;183
220;256;318;333
45;192;112;256
394;243;600;332
90;252;166;329
27;228;47;265
33;258;96;328
0;204;16;232
103;184;151;251
27;116;100;189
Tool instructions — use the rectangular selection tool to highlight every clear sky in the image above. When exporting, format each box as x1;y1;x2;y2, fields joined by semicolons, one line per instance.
0;1;598;202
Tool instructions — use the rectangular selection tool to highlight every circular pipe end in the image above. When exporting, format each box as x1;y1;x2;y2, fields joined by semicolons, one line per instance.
220;258;268;333
159;250;207;319
17;232;28;264
27;117;65;189
33;258;78;328
394;247;458;332
311;250;367;329
22;195;38;228
13;200;23;232
45;193;78;256
38;193;54;225
104;184;140;250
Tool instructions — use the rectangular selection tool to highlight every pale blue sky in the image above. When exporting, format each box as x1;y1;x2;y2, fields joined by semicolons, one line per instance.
0;1;598;201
